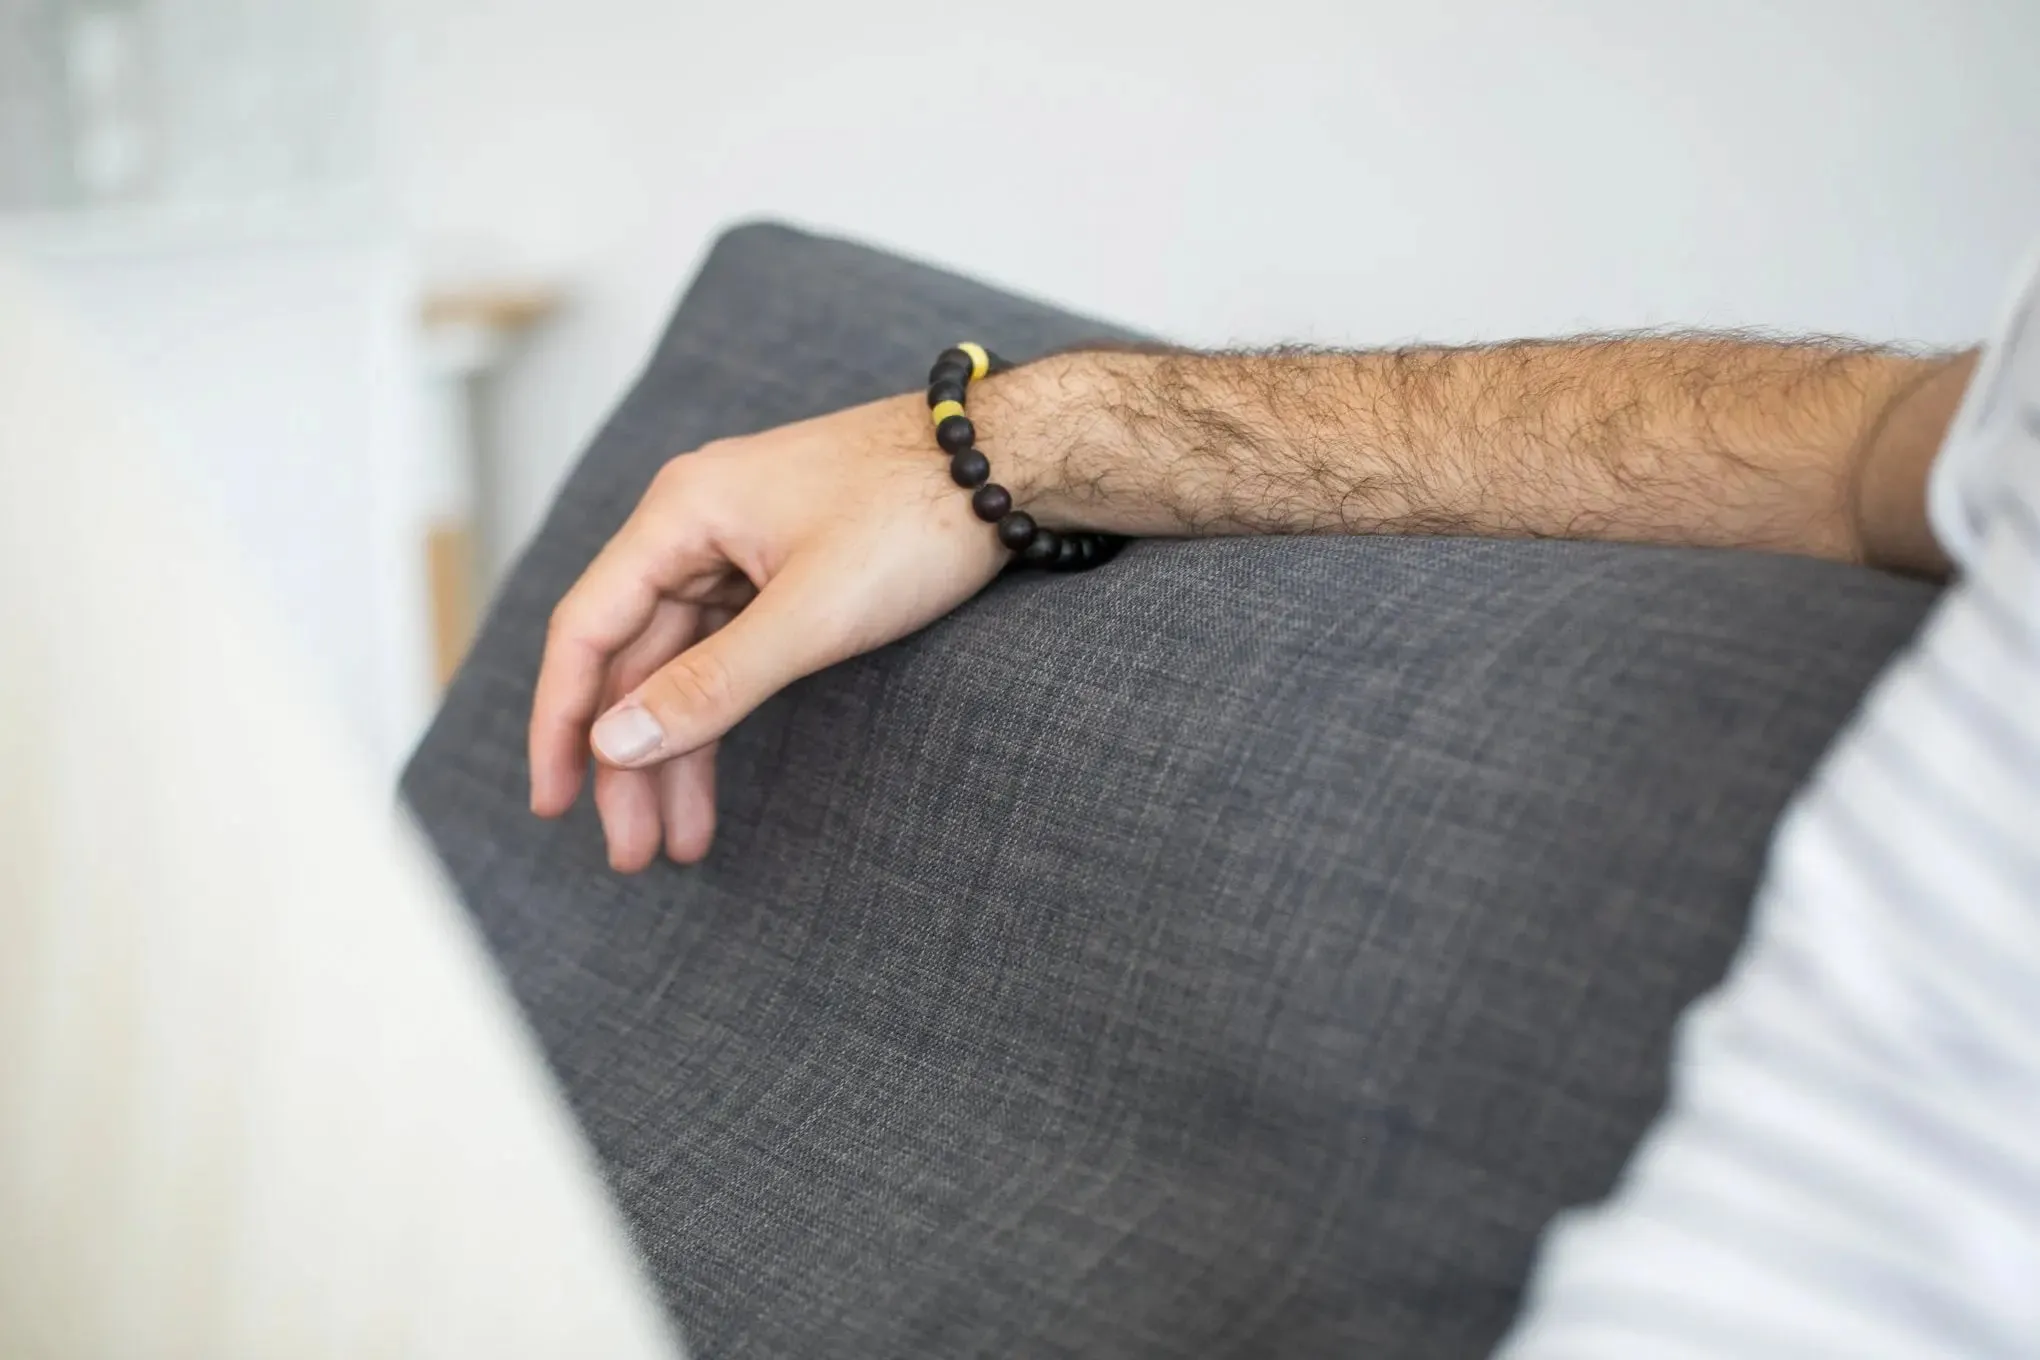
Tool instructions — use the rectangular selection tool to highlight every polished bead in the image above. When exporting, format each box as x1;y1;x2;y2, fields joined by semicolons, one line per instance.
936;414;976;454
1053;536;1083;569
931;347;976;383
971;483;1012;522
996;510;1037;550
1019;528;1061;566
955;342;991;380
927;378;966;408
948;447;990;487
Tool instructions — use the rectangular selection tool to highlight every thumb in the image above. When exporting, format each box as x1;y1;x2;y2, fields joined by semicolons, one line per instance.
588;581;843;769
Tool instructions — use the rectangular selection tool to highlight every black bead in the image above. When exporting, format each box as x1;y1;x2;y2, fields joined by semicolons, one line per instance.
931;347;976;381
926;378;966;408
948;447;989;487
1019;528;1061;566
971;483;1012;523
936;414;975;455
1071;534;1099;567
1052;537;1083;569
995;510;1037;550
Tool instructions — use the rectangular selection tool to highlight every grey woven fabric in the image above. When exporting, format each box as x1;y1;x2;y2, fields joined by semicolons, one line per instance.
402;223;1938;1359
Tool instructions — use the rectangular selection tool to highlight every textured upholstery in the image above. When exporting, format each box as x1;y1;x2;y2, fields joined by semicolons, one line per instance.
403;223;1937;1358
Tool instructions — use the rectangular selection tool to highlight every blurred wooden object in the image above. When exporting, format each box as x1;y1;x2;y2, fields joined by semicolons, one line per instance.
420;287;559;333
419;283;560;691
425;521;477;689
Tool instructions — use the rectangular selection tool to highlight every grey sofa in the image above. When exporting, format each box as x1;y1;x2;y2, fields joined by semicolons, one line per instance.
401;223;1937;1358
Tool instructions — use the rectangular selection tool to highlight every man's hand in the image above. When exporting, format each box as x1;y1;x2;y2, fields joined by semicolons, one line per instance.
529;392;1013;872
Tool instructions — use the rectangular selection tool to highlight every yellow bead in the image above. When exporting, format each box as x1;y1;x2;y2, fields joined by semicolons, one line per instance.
930;399;966;426
957;342;990;381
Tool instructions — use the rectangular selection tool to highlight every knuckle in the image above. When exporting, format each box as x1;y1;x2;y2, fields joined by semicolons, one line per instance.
650;449;737;523
649;455;695;495
646;653;736;719
545;597;580;642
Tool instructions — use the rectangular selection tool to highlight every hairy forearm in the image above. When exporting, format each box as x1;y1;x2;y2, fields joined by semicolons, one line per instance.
981;337;1977;576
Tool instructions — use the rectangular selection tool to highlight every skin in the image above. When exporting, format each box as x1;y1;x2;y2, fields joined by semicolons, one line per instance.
529;336;1979;872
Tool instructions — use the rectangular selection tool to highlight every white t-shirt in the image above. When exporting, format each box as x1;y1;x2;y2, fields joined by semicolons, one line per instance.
1499;253;2040;1356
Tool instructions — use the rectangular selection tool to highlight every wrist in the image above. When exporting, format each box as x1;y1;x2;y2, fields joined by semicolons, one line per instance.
966;348;1160;535
974;346;1403;539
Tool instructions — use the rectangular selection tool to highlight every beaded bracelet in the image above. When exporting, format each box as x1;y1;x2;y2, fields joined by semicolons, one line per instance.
926;343;1123;572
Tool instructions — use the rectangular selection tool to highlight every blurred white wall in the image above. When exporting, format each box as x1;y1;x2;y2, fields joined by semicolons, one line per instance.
4;0;427;774
388;0;2040;575
19;228;430;772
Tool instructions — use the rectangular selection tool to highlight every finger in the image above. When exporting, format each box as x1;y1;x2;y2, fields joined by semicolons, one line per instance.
657;605;732;864
529;480;713;816
592;598;700;871
531;545;661;816
594;757;666;873
590;572;849;769
659;743;719;864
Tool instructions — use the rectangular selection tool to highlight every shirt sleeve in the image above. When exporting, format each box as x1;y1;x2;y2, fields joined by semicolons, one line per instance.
1929;242;2040;570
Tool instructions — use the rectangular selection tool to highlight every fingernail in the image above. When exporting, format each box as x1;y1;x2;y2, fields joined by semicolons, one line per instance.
592;703;664;764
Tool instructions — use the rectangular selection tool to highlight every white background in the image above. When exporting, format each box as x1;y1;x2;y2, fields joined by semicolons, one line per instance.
386;0;2040;567
7;0;2039;773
